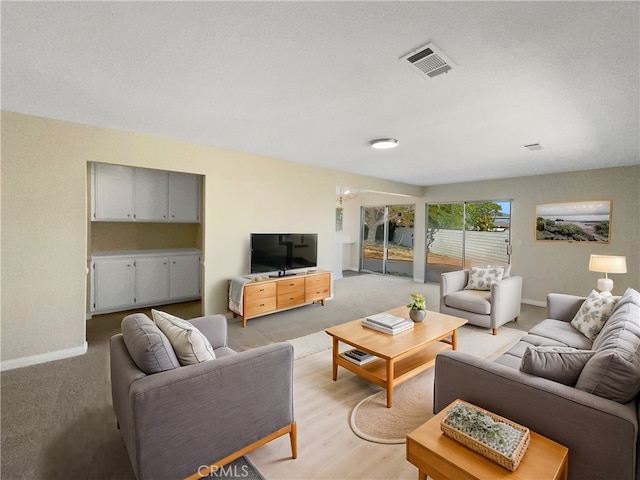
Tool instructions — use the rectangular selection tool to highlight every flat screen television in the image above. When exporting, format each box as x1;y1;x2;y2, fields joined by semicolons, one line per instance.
250;233;318;277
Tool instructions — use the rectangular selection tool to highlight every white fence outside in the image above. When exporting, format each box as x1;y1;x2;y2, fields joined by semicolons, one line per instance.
428;229;510;265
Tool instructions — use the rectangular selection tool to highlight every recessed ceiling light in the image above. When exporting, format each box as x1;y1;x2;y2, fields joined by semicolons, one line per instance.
370;138;399;149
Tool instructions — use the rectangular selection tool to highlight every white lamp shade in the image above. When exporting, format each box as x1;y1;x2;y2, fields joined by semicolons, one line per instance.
588;255;627;274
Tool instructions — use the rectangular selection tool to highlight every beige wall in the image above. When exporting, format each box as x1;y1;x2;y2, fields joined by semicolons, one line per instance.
1;111;422;365
423;166;640;303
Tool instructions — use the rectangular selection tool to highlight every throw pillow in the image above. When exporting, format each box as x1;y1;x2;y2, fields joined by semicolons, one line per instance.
520;346;596;386
121;313;181;374
570;290;620;341
152;309;216;366
464;266;504;291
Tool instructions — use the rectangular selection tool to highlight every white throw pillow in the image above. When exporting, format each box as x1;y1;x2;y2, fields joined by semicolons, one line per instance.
152;309;216;365
570;290;620;341
464;266;504;291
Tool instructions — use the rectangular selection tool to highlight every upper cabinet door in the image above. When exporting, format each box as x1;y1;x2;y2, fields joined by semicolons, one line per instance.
169;172;201;223
93;163;135;221
135;168;169;222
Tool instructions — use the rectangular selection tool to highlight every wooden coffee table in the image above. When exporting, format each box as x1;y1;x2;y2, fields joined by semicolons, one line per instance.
325;307;467;408
406;400;569;480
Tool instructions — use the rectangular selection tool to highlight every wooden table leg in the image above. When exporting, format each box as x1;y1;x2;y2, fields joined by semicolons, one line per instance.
418;470;427;480
386;359;394;408
451;328;458;350
332;337;339;381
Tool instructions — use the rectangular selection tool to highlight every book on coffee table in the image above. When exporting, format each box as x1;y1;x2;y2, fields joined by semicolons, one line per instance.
365;312;408;328
362;318;414;335
341;349;377;365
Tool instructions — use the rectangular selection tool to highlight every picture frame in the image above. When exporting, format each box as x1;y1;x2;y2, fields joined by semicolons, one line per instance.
535;200;611;243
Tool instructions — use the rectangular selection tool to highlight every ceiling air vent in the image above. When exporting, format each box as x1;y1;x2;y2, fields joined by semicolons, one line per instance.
401;42;455;79
524;143;544;151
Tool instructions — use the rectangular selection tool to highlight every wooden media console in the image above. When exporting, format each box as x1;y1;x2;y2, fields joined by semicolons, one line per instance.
231;270;331;327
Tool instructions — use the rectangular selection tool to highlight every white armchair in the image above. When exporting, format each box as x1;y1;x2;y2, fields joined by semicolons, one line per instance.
439;269;523;335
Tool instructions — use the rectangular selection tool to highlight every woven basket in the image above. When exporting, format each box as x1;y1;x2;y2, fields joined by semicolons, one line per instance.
440;400;530;471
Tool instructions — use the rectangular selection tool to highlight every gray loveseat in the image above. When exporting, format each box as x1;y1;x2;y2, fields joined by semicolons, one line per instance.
434;287;640;480
110;312;296;480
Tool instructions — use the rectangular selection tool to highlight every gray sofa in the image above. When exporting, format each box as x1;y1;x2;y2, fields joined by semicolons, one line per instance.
110;312;296;480
434;287;640;480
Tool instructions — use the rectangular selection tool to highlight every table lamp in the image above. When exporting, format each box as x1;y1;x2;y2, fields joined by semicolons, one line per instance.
588;254;627;295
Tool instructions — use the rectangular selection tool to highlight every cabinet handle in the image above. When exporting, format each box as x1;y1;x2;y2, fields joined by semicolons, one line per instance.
259;288;264;292
171;214;175;218
260;303;265;307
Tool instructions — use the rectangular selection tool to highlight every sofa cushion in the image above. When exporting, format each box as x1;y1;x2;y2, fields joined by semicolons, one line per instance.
527;319;594;349
575;288;640;403
571;290;620;341
152;309;216;366
520;346;596;386
121;313;181;375
464;266;504;291
445;290;491;315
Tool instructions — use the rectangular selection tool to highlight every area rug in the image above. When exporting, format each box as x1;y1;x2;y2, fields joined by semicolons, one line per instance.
349;325;526;444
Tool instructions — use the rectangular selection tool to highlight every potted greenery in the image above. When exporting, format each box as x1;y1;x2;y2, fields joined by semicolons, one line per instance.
407;293;427;322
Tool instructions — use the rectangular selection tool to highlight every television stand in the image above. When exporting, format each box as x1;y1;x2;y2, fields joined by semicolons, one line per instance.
230;270;331;327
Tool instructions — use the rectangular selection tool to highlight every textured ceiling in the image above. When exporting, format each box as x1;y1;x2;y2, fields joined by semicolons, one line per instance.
2;1;639;186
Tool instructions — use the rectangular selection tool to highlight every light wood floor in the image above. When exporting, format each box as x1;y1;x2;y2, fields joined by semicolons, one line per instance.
247;348;418;480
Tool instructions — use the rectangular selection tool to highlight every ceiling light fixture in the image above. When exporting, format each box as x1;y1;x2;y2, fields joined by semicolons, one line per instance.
370;138;399;149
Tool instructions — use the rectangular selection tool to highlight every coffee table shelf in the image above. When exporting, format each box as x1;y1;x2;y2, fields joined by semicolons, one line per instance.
336;341;451;387
326;307;467;408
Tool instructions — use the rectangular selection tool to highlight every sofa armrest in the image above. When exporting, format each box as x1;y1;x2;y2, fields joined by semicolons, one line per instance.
128;342;294;480
547;293;586;322
189;314;228;349
440;271;468;311
490;275;522;326
434;350;638;480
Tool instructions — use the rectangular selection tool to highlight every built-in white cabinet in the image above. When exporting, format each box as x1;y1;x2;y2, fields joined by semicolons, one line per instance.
135;168;169;222
93;257;136;311
169;172;201;223
169;254;201;300
92;163;200;223
93;163;135;221
135;256;170;304
90;249;201;314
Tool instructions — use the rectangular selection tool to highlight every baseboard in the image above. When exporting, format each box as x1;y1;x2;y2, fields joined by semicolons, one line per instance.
522;298;546;308
1;342;88;372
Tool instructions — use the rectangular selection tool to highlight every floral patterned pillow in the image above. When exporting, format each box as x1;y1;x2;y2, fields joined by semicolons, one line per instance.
571;290;620;341
464;266;504;291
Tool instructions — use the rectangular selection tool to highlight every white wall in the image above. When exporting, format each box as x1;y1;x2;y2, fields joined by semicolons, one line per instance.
0;111;422;366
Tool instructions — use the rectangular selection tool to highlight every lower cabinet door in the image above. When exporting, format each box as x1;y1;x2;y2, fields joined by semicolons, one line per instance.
169;254;201;300
136;256;170;304
93;258;136;311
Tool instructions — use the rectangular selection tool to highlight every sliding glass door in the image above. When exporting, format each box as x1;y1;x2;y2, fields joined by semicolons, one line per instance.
426;201;511;283
361;205;415;278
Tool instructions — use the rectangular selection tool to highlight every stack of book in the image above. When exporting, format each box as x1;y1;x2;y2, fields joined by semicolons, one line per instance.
362;312;414;335
341;349;377;365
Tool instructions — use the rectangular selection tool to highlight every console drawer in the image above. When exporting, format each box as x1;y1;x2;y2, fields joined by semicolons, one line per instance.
277;291;305;309
306;285;330;302
244;282;276;300
245;297;276;317
277;277;305;295
305;273;330;289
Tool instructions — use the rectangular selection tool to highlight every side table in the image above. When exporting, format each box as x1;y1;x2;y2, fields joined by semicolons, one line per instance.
406;400;568;480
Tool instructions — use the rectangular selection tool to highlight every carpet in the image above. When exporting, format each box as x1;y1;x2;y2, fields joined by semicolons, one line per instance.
215;456;265;480
349;325;525;444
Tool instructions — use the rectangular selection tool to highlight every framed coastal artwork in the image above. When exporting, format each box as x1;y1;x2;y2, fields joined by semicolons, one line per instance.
535;200;611;243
